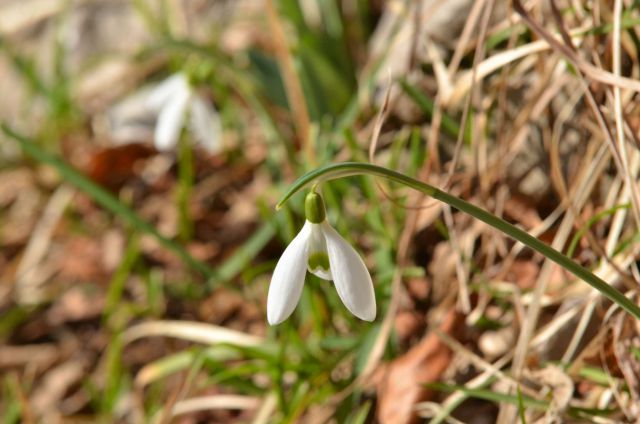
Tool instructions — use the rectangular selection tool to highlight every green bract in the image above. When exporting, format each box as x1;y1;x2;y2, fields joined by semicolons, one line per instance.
305;191;326;224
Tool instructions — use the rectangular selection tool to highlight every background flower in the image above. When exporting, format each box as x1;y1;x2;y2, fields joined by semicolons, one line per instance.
147;73;222;153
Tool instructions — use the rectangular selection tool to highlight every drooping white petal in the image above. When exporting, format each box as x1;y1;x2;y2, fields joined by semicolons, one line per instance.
189;95;222;153
147;73;190;112
153;87;190;151
267;222;312;325
322;221;376;321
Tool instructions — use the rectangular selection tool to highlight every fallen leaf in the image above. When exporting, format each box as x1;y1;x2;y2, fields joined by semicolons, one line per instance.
84;143;155;191
376;309;461;424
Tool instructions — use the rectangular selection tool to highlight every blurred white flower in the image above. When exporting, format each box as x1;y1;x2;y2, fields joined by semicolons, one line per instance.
267;192;376;325
147;73;222;152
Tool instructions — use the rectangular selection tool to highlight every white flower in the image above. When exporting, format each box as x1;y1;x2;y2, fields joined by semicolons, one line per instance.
147;73;222;153
267;192;376;325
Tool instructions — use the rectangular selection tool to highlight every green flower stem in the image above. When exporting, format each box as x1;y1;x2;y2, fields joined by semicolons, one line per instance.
277;162;640;321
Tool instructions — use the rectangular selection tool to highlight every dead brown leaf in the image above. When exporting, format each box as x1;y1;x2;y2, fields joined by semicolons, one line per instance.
376;309;462;424
84;143;155;192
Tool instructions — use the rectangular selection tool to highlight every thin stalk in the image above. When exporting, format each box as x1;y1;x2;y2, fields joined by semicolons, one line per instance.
277;162;640;321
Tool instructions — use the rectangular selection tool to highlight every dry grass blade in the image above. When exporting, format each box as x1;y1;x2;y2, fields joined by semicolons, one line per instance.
611;0;640;230
250;393;277;424
445;39;555;106
264;0;313;165
0;344;58;368
123;320;264;347
442;206;471;313
513;0;640;93
0;0;83;36
171;395;261;417
15;184;75;305
447;0;487;76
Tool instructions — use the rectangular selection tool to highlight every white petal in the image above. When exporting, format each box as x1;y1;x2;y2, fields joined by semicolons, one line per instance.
267;222;312;325
154;88;190;151
323;222;376;321
189;95;222;153
147;73;190;112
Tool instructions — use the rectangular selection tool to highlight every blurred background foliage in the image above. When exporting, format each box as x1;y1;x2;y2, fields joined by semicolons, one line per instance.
1;0;640;423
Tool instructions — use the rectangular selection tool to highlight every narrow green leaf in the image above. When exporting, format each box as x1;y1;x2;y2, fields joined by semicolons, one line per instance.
103;234;140;323
516;385;527;424
428;382;615;418
428;382;547;410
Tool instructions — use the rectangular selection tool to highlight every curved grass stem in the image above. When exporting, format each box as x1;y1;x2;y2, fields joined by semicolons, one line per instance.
277;162;640;321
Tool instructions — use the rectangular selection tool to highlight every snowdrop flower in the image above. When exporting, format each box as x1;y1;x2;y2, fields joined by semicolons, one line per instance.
147;73;222;153
267;191;376;325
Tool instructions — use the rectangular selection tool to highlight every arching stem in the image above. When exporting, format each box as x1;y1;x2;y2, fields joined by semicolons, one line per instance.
277;162;640;321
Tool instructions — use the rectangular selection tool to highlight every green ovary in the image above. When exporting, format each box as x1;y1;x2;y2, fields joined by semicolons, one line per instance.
308;252;330;272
